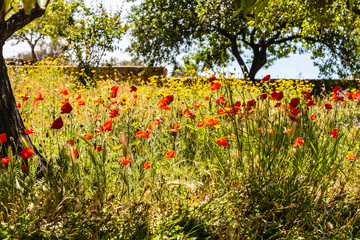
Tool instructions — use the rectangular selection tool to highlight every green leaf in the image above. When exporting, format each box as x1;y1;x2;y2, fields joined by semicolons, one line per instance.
23;0;36;15
3;0;11;12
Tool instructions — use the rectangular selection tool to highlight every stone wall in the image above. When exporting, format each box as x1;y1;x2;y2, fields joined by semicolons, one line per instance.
6;64;168;81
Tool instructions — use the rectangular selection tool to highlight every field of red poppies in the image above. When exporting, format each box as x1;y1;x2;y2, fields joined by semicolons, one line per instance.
1;60;360;239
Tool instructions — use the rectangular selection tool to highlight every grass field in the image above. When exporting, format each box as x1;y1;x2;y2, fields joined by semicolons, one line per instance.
1;59;360;239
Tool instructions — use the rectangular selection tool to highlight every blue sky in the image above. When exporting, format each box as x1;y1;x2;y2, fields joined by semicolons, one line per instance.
3;0;330;79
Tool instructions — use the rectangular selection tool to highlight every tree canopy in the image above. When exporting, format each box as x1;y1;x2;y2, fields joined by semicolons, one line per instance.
127;0;360;79
8;0;76;62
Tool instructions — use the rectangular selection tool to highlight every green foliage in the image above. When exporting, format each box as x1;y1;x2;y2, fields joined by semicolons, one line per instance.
128;0;360;79
61;3;127;85
9;0;81;62
232;0;269;20
4;63;360;238
2;0;49;16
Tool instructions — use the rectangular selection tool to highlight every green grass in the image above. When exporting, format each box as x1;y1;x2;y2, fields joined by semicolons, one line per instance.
1;61;360;239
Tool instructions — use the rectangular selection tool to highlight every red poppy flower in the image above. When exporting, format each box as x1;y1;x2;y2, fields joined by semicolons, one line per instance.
204;96;210;101
119;135;128;145
289;98;299;109
133;95;138;98
291;108;299;117
35;94;44;101
17;102;21;108
246;100;256;110
157;95;174;110
182;108;196;119
1;156;9;164
75;94;81;100
51;117;64;129
77;100;85;106
276;91;284;101
197;121;204;127
330;129;338;138
217;107;228;115
215;95;226;105
84;134;93;140
21;165;29;173
209;77;217;84
136;130;151;138
283;128;293;133
111;86;119;92
324;104;332;109
21;147;34;159
94;145;103;152
294;137;304;146
104;120;112;131
58;89;69;95
61;102;73;114
165;149;175;158
66;140;76;146
154;117;163;123
165;95;174;104
144;161;151;170
22;94;30;101
110;86;119;98
310;115;316;120
306;100;316;106
210;82;221;91
302;91;312;100
96;125;105;133
25;128;35;134
93;97;101;103
333;86;340;93
270;90;283;101
216;136;228;147
0;133;7;143
260;93;267;99
72;149;79;158
204;115;219;126
130;85;137;92
346;153;356;160
157;98;171;110
119;156;130;165
108;109;120;118
262;75;270;82
171;124;180;132
330;93;339;100
111;86;119;93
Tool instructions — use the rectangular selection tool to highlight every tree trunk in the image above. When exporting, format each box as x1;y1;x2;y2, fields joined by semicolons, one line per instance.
248;47;267;80
0;43;44;170
228;36;250;79
30;43;37;62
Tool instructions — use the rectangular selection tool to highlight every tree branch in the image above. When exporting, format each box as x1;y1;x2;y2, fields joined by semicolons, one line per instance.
217;28;249;75
2;3;49;42
304;36;339;54
268;34;302;46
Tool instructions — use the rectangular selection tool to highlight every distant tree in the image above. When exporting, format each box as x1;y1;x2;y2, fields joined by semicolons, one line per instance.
61;2;128;84
9;0;79;62
128;0;360;79
16;39;66;62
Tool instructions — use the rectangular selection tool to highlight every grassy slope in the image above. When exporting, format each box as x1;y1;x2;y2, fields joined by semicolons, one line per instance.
1;60;360;239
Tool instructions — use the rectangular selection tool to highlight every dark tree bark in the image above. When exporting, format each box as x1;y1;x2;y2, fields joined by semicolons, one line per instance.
0;2;50;173
248;46;267;81
0;45;41;158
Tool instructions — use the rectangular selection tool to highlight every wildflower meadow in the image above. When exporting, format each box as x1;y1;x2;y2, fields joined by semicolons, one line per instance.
1;59;360;239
